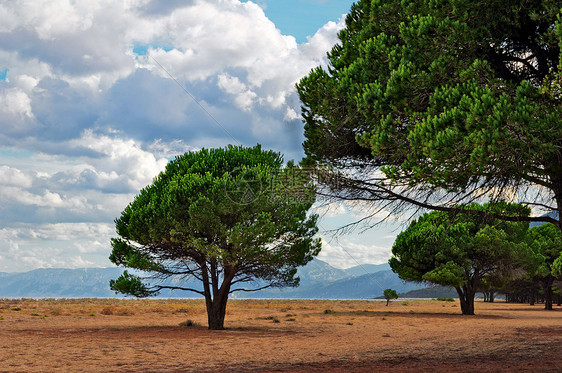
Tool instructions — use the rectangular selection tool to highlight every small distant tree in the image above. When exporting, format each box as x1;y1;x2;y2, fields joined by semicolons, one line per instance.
390;203;529;315
384;288;398;306
109;145;321;330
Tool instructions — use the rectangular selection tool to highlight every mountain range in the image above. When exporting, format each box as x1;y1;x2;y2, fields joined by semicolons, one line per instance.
0;259;425;299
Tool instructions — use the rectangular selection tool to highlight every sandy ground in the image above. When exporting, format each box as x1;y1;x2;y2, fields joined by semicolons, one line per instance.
0;298;561;372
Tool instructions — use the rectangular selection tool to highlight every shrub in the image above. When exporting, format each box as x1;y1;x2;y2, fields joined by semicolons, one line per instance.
179;319;199;328
116;309;134;316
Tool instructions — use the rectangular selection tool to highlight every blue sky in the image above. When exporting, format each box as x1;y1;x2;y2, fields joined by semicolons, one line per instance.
244;0;355;43
0;0;397;272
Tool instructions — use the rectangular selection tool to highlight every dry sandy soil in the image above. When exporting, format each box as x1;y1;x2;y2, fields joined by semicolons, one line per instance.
0;298;560;372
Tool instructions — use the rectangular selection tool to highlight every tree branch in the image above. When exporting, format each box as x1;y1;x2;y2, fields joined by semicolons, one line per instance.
152;285;205;296
229;284;273;294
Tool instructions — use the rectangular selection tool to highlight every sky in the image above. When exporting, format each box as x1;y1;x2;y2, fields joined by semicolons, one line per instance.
0;0;401;273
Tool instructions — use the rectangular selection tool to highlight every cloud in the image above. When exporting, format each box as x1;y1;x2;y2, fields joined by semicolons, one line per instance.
0;222;114;272
0;165;33;188
0;0;348;270
0;0;345;154
70;130;169;192
317;237;392;269
217;73;258;111
135;0;197;16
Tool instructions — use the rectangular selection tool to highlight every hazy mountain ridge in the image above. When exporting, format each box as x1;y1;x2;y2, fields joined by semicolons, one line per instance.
0;259;419;299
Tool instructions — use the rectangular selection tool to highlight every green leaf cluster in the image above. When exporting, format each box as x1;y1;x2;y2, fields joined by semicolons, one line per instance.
383;288;398;300
390;203;530;288
109;145;321;296
298;0;561;197
526;223;562;278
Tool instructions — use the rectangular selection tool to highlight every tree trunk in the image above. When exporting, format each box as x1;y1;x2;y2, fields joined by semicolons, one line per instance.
204;263;236;330
386;299;390;306
544;276;554;311
206;292;229;330
489;290;495;303
455;285;475;315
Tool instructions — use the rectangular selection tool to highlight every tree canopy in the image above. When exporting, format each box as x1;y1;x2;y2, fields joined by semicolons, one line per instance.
389;203;530;315
384;288;398;306
525;222;562;309
297;0;562;226
109;145;321;329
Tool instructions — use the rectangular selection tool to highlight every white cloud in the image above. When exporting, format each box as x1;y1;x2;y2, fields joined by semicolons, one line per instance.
0;165;33;188
71;130;169;191
0;0;350;271
317;237;393;269
0;223;114;272
0;87;33;118
217;73;258;111
147;139;197;159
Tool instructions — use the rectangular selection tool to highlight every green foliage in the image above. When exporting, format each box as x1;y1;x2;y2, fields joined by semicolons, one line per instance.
523;223;562;309
390;203;529;286
390;203;531;314
554;256;562;278
108;145;321;329
297;0;562;219
526;223;562;277
383;288;398;300
109;271;153;298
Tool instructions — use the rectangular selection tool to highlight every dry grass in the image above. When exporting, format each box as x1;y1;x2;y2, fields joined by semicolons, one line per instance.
0;298;560;372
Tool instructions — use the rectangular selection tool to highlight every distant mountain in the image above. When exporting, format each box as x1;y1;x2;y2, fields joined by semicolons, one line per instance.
0;268;124;298
392;285;458;299
295;259;349;285
244;269;423;299
0;259;424;299
343;263;391;277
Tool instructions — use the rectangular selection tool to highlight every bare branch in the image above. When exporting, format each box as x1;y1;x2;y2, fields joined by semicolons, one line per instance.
229;284;273;294
152;285;205;296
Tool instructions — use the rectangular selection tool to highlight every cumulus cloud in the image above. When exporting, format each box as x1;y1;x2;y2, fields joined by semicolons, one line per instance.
0;165;33;188
317;237;393;269
0;222;114;272
0;0;348;270
217;73;258;111
0;0;344;152
70;130;169;192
